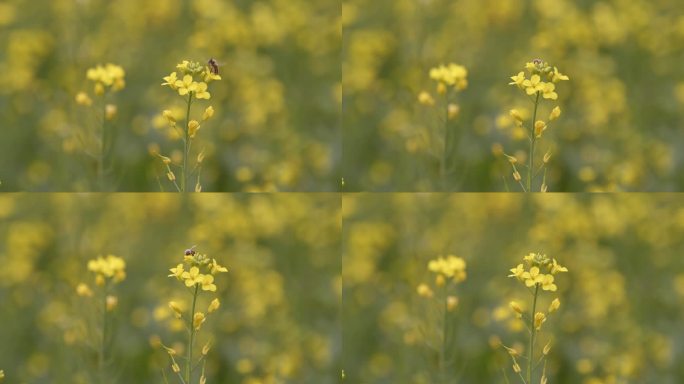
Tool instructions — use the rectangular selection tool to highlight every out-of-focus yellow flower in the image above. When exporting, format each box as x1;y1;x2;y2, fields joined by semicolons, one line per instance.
534;120;547;137
549;106;561;121
105;104;117;120
509;301;523;315
427;255;467;282
76;283;93;297
202;106;215;121
416;283;433;298
534;312;546;330
429;63;468;90
188;120;201;139
509;109;524;123
86;63;126;93
75;92;92;106
418;91;435;106
549;298;560;313
446;295;459;311
87;255;126;283
447;104;460;120
208;298;220;313
106;295;118;311
209;259;228;275
193;312;206;330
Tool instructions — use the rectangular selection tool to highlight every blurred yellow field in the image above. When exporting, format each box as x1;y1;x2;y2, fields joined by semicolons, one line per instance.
0;194;340;383
0;0;340;191
343;193;684;383
343;0;684;192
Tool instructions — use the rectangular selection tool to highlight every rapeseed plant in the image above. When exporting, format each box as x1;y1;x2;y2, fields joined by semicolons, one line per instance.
503;252;567;383
418;63;468;190
159;60;221;192
505;59;568;192
76;254;126;383
416;255;467;383
162;247;228;384
75;63;126;190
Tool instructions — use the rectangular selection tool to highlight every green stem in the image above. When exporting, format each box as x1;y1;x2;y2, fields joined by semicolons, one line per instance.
441;282;449;383
527;92;540;192
98;100;107;191
99;287;108;383
441;92;450;191
527;285;540;383
182;93;194;193
186;284;199;384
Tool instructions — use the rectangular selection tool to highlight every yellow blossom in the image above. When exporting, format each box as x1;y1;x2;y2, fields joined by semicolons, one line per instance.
209;259;228;274
540;274;557;292
446;296;459;311
175;75;195;96
541;82;558;100
509;301;523;314
549;106;561;121
549;298;560;313
188;120;201;139
106;295;118;311
194;82;211;99
418;91;435;106
200;274;217;292
208;298;220;313
509;109;524;123
193;312;206;330
202;106;215;121
534;120;547;137
162;72;179;89
427;255;467;282
76;283;93;297
509;71;526;88
534;312;546;330
75;92;92;106
182;266;202;287
417;283;433;298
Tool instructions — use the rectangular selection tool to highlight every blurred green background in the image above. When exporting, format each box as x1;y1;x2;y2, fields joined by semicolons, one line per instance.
343;193;684;383
0;0;340;191
0;194;340;383
343;0;684;191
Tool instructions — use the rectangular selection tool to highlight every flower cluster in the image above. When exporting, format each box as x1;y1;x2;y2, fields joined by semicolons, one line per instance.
168;248;228;292
417;255;467;310
503;252;567;383
503;59;569;192
86;254;127;286
158;60;221;192
86;63;126;96
429;63;468;91
508;252;568;293
163;247;228;383
162;60;221;100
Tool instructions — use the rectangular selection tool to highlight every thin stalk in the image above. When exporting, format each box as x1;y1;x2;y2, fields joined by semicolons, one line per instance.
440;282;448;383
99;287;108;383
441;92;450;191
527;285;540;383
182;93;194;192
527;92;541;191
186;284;200;384
98;100;107;191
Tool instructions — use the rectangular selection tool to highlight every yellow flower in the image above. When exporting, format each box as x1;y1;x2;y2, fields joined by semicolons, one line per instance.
549;106;561;121
429;63;468;90
447;104;460;120
202;106;215;121
418;91;435;106
509;301;523;314
75;92;92;106
534;120;547;137
105;104;117;120
176;60;190;72
508;264;525;279
175;75;195;96
0;369;4;379
522;75;544;95
509;72;526;88
551;66;569;82
106;295;118;311
169;301;183;318
209;259;228;274
193;312;206;330
534;312;546;330
168;263;185;279
76;283;93;297
87;255;126;283
188;120;201;139
417;283;433;298
509;109;524;123
446;296;459;311
540;274;557;291
181;266;202;287
541;82;558;100
194;82;211;99
522;267;545;287
162;72;179;89
427;255;467;282
200;274;217;292
208;298;220;313
203;71;222;83
549;259;568;274
549;298;560;313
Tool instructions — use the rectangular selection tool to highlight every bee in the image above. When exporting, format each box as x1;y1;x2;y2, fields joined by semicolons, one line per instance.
207;58;219;75
184;245;197;256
